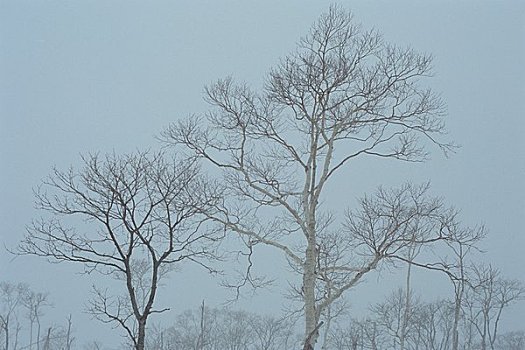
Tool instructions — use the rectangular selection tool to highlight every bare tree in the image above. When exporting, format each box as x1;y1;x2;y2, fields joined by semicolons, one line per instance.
330;297;454;350
64;315;74;350
399;235;422;350
148;306;296;350
327;321;362;350
161;5;455;348
41;328;50;350
319;299;347;350
463;264;525;350
17;152;222;350
33;325;73;350
496;331;525;350
248;313;296;350
441;224;485;350
82;340;103;350
0;283;73;350
371;288;423;349
22;290;49;350
327;317;387;350
0;283;27;350
412;299;454;350
196;300;206;350
159;308;209;350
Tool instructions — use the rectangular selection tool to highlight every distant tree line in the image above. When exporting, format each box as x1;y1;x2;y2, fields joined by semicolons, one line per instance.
0;282;73;350
2;277;522;350
328;276;524;350
142;270;524;350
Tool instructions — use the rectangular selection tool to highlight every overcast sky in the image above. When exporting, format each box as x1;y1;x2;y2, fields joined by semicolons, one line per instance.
1;1;524;348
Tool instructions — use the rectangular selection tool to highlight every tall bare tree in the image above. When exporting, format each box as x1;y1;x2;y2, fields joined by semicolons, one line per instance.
17;152;222;350
161;6;457;348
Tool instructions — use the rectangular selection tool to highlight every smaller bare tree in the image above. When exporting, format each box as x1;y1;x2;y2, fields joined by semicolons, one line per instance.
463;264;525;350
327;317;386;350
17;152;223;350
0;282;28;350
441;223;485;350
82;340;103;350
63;315;74;350
371;288;423;349
412;299;454;350
148;306;296;350
22;289;49;350
496;330;525;350
248;313;296;350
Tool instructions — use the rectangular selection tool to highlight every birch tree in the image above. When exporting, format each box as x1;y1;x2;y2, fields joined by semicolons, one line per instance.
17;152;222;350
162;6;455;349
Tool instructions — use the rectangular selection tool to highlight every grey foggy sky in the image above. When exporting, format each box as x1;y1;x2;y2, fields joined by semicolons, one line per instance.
1;1;524;347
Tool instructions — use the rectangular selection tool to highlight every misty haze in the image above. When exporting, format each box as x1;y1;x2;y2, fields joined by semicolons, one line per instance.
1;2;524;350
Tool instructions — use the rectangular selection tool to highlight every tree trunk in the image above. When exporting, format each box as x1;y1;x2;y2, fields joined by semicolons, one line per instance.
14;324;20;350
197;300;206;350
320;304;332;350
66;315;73;350
452;295;462;350
36;318;41;350
42;328;51;350
136;318;147;350
452;249;465;350
303;239;318;349
4;318;9;350
303;322;324;350
400;251;413;350
29;319;34;350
